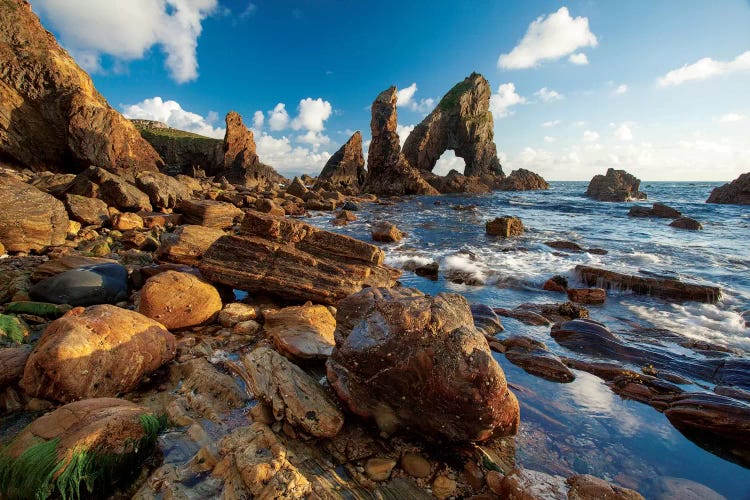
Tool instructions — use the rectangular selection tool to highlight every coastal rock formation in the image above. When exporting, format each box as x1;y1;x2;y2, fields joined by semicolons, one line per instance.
131;119;223;174
402;73;503;179
134;171;192;209
221;111;285;187
628;203;681;218
66;166;153;212
670;216;703;230
199;210;400;305
364;87;438;196
65;193;109;226
0;0;162;174
495;168;550;191
175;199;244;228
707;172;750;205
20;305;175;402
138;271;222;330
327;286;520;441
156;224;225;265
486;216;524;237
315;131;366;191
0;176;69;252
586;168;646;201
264;304;336;359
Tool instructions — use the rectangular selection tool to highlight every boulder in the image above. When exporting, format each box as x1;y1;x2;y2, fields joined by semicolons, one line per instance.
363;87;438;196
111;212;144;231
670;217;703;230
486;216;524;237
0;345;31;387
0;177;69;252
255;198;285;216
575;265;721;303
66;166;152;212
199;210;400;305
20;305;175;402
134;171;192;209
545;240;584;253
567;474;644;500
327;287;519;441
707;172;750;205
315;131;366;191
567;287;606;305
0;398;163;499
138;271;222;330
221;111;285;188
628;203;681;218
495;168;549;191
29;262;128;306
664;392;750;444
176;199;244;228
371;221;403;242
218;302;258;327
65;193;109;226
501;336;575;383
242;346;344;437
264;304;336;359
285;176;308;198
586;168;646;202
156;224;225;265
30;172;76;196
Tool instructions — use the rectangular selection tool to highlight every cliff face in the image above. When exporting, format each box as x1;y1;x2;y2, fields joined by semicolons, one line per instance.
132;120;223;174
315;131;366;191
220;111;285;188
402;73;503;179
0;0;163;174
706;172;750;205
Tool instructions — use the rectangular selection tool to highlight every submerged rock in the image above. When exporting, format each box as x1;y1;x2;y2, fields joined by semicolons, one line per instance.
327;286;519;441
586;168;646;202
706;172;750;205
627;202;681;218
670;217;703;230
30;262;128;306
315;131;366;191
0;177;69;252
501;336;575;383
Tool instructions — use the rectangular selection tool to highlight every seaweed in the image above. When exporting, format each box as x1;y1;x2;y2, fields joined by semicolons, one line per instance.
4;302;68;318
0;314;27;344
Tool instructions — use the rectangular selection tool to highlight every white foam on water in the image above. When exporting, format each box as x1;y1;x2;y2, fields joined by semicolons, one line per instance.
622;251;667;266
385;254;434;270
442;254;488;285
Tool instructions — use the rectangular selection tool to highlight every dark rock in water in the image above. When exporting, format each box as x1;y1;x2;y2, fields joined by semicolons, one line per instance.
741;310;750;328
575;265;721;303
342;200;359;211
545;240;584;253
501;336;575;383
414;262;439;280
471;303;504;335
30;263;128;306
497;302;588;325
315;131;366;192
669;217;702;230
493;306;552;326
327;286;520;441
706;172;750;205
486;216;524;237
628;203;681;218
586;168;646;202
423;170;491;194
543;275;568;293
567;288;606;305
495;168;549;191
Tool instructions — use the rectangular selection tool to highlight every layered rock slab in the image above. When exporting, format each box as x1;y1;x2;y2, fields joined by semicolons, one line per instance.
326;286;520;441
199;210;400;305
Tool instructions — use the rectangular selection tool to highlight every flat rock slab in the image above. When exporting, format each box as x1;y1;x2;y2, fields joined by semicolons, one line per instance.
156;224;225;265
176;199;244;228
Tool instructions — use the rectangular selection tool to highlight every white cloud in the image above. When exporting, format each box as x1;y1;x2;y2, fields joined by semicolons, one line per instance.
120;96;225;138
544;136;556;143
297;130;331;151
252;110;264;130
267;103;290;131
613;84;629;95
497;7;597;69
33;0;218;83
535;87;563;102
657;51;750;87
433;150;466;176
396;124;415;145
255;133;331;176
518;147;554;167
489;83;526;118
583;130;600;142
614;122;634;141
542;120;561;127
572;121;586;127
397;83;435;113
291;98;332;132
718;112;746;123
568;52;588;65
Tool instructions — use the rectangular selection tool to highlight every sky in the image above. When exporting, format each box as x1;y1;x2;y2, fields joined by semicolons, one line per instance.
29;0;750;181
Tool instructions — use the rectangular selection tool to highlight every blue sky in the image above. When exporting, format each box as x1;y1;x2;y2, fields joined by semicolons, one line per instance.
31;1;750;180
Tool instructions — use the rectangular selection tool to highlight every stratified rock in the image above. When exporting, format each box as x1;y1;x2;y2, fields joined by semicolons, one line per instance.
221;111;285;188
486;216;524;237
371;221;403;242
242;346;344;437
112;212;144;231
707;172;750;205
29;262;128;306
134;171;192;209
139;271;222;330
0;1;162;174
402;73;503;179
567;288;606;305
575;265;721;303
264;304;336;359
0;177;69;252
327;286;520;441
364;87;438;196
664;392;750;443
670;217;703;230
495;168;550;191
501;336;575;383
176;199;244;228
586;168;646;202
65;193;109;226
66;166;152;212
315;131;366;191
21;305;175;402
199;210;400;305
156;224;225;265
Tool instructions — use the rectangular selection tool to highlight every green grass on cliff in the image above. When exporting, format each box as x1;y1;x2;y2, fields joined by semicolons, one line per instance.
437;78;473;111
134;125;222;150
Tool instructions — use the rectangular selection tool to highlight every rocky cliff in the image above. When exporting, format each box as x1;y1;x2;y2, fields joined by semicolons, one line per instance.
0;0;163;174
706;172;750;205
315;131;366;191
132;120;223;175
220;111;285;188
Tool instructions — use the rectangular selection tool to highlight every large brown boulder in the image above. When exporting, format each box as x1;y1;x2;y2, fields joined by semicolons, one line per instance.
176;199;244;228
364;87;438;196
264;304;336;359
65;193;109;226
326;287;520;441
221;111;285;188
66;166;152;212
0;0;162;174
315;131;366;191
156;224;225;265
199;210;400;305
486;216;524;237
138;271;222;330
134;171;192;209
20;305;175;402
0;176;69;252
586;168;646;202
707;172;750;205
402;73;503;180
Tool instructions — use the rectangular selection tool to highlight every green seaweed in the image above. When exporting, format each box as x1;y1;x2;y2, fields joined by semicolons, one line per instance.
4;302;68;318
0;314;27;344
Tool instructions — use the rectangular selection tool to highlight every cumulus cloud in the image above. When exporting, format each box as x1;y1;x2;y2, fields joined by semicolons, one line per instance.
255;133;331;175
614;122;634;141
542;119;562;127
583;130;600;142
518;147;554;167
657;51;750;87
535;87;563;102
489;83;526;118
433;150;466;176
397;83;435;113
613;83;629;95
291;98;333;132
718;112;746;123
32;0;218;83
252;110;264;130
568;52;589;65
396;124;415;145
267;103;290;131
498;7;597;69
120;97;225;138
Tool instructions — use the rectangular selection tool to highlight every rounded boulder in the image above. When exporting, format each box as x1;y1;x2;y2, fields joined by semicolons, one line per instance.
139;270;222;329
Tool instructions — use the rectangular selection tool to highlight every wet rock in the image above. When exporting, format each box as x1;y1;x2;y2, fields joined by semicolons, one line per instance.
327;286;519;441
176;357;248;418
669;217;702;230
575;265;721;303
242;345;344;437
471;303;504;335
0;177;69;252
493;306;552;326
586;168;646;202
139;271;222;330
502;336;575;383
706;172;750;205
491;467;569;499
218;302;259;327
496;168;550;191
134;171;192;209
156;224;225;265
655;476;728;500
30;262;128;306
543;275;568;293
221;111;285;188
628;203;681;218
424;169;491;194
486;216;524;237
65;194;110;226
176;199;244;228
199;210;399;305
0;345;32;386
264;303;336;359
20;305;175;402
365;457;397;481
315;131;366;191
342;200;359;211
112;212;144;231
371;221;403;242
507;302;589;324
567;287;606;305
545;240;584;253
664;392;750;443
567;474;644;500
401;452;431;478
414;261;439;280
66;166;153;212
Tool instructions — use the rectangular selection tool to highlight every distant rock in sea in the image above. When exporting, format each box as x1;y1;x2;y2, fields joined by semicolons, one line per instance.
586;168;647;202
706;172;750;205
